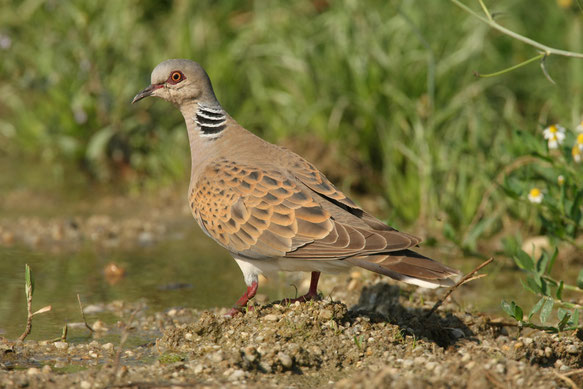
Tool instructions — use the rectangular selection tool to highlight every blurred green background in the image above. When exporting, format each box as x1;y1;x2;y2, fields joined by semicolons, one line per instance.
1;0;581;244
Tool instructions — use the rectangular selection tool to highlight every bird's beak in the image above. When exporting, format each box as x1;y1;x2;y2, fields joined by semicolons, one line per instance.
132;84;162;104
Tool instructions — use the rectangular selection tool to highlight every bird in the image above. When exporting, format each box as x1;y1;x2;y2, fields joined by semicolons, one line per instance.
132;59;460;316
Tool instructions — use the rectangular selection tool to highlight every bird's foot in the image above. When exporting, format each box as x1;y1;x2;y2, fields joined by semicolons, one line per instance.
279;291;321;306
279;271;322;306
225;281;258;318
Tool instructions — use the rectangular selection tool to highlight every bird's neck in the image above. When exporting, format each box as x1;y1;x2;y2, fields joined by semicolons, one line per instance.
180;101;229;179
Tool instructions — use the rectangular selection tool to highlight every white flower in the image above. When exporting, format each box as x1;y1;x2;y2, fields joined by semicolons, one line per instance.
528;188;543;204
543;124;566;149
576;120;583;133
557;175;565;186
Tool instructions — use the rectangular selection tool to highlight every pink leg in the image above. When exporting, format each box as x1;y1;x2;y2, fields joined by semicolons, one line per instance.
227;281;258;317
281;271;321;305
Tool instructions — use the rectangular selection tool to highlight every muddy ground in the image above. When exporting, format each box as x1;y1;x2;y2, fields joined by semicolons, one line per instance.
1;274;582;389
1;190;582;388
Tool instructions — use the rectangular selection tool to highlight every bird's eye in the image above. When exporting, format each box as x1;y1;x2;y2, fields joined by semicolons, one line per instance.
168;71;185;84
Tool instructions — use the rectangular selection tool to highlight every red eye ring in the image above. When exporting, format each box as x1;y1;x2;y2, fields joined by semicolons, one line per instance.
168;70;185;84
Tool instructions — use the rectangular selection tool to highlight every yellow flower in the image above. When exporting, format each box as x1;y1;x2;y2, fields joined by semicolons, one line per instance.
577;120;583;133
557;0;573;8
543;124;565;149
573;145;582;163
577;133;583;151
528;188;543;204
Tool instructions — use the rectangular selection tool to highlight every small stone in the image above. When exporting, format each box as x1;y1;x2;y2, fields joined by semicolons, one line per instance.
92;320;108;332
544;347;553;358
27;367;40;375
414;356;426;364
89;351;98;358
80;380;91;389
495;364;505;374
566;345;578;354
102;343;114;351
522;337;533;346
426;362;438;371
192;364;204;374
210;351;224;363
244;346;258;362
402;359;414;368
184;332;193;340
229;369;245;381
319;309;333;320
278;352;293;369
514;342;524;350
41;365;52;374
54;341;68;350
263;314;279;322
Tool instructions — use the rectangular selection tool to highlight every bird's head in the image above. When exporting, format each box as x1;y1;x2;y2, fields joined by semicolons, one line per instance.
132;59;218;107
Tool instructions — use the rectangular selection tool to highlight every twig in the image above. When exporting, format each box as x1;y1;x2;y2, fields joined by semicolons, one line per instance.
18;282;34;342
77;294;94;333
564;368;583;377
450;0;583;58
553;370;579;389
425;257;495;319
111;308;140;383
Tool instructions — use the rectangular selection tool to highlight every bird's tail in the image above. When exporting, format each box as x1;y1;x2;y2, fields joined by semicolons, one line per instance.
346;250;460;289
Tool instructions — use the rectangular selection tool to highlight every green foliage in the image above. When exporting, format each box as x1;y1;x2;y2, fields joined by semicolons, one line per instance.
24;263;34;298
0;0;582;239
501;247;581;332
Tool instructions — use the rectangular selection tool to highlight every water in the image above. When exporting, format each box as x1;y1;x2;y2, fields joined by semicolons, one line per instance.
0;158;538;341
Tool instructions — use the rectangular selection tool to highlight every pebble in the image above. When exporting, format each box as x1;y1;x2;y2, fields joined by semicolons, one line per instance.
92;320;108;331
80;380;91;389
27;367;40;375
319;309;333;320
263;314;279;322
54;341;68;350
210;351;224;363
228;369;245;381
102;343;114;351
41;365;52;374
566;344;578;354
278;352;293;369
544;347;552;358
192;364;204;374
522;337;534;346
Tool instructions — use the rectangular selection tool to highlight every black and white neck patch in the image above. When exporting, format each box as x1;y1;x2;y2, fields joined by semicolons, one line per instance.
195;103;226;139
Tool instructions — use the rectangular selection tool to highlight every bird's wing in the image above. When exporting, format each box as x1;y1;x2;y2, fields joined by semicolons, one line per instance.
190;159;419;261
283;151;399;232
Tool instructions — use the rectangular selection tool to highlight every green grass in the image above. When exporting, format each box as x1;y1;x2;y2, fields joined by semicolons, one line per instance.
0;0;581;245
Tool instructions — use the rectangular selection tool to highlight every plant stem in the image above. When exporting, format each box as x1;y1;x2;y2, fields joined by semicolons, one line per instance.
450;0;583;58
18;289;33;341
476;54;545;78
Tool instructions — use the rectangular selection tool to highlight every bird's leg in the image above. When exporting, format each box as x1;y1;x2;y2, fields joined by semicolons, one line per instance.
226;281;258;317
281;271;321;305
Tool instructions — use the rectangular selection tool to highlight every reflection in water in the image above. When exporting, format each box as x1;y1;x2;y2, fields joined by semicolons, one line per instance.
0;233;536;341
